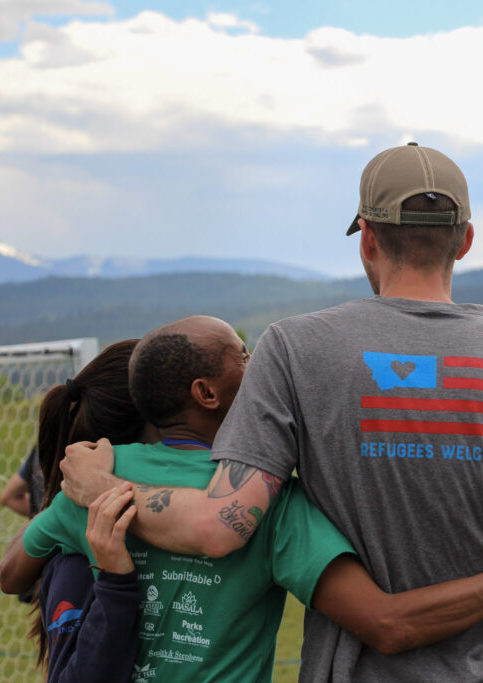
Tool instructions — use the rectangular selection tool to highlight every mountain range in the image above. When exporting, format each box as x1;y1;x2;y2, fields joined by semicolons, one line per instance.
1;241;482;348
0;242;327;284
0;266;482;348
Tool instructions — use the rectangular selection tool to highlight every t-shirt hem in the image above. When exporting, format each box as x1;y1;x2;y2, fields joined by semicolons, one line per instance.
209;449;292;481
23;536;58;559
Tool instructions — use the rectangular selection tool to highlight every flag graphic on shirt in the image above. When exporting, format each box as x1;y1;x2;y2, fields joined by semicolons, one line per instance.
362;352;483;436
48;601;83;631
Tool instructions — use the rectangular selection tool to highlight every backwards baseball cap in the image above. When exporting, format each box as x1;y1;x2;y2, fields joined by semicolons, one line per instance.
347;142;471;236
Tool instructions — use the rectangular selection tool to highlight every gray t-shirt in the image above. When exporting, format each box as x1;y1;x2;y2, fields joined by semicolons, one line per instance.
211;296;483;682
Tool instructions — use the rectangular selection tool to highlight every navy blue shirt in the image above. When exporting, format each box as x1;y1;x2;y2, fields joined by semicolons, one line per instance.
18;447;44;516
40;554;141;682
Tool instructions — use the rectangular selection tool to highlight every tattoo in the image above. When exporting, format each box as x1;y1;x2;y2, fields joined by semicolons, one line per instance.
227;461;253;490
217;500;262;540
248;506;263;524
208;460;257;498
145;489;173;514
262;472;283;500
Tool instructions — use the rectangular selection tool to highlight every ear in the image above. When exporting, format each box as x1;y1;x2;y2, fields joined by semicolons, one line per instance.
359;218;378;261
191;378;220;411
455;222;474;261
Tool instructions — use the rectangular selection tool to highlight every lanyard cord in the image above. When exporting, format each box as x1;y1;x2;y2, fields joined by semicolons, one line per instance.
161;438;212;450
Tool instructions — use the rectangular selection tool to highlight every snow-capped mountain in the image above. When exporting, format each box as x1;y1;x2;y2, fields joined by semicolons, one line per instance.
0;242;327;284
0;243;51;282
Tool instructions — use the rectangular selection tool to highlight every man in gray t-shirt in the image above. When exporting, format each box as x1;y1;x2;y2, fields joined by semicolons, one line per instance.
62;144;483;681
210;144;483;681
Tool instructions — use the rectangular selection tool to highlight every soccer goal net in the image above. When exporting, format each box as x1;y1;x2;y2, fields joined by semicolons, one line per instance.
0;337;98;682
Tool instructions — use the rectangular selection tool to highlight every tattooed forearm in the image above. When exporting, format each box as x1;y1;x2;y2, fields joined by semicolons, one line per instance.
217;500;263;541
208;460;257;498
145;489;173;514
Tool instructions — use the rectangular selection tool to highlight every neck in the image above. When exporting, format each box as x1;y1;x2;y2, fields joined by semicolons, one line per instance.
157;425;214;449
378;265;453;303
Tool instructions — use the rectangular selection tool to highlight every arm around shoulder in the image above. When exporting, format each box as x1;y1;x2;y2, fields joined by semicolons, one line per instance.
312;555;483;655
129;459;285;558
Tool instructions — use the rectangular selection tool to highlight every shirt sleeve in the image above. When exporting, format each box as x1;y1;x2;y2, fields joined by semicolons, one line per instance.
267;479;356;607
57;572;141;683
210;324;299;480
23;491;91;560
42;555;141;683
17;448;34;482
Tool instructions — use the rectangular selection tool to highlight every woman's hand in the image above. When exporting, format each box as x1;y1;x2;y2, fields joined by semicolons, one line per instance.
86;483;137;574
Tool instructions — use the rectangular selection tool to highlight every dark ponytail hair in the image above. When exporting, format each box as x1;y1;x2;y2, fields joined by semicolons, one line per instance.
32;338;145;667
38;338;145;508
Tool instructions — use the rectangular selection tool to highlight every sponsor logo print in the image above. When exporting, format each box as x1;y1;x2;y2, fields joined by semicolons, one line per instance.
48;601;83;634
143;585;164;616
131;551;148;567
132;662;156;681
147;585;158;601
172;618;210;648
149;649;203;664
162;569;219;586
172;591;203;615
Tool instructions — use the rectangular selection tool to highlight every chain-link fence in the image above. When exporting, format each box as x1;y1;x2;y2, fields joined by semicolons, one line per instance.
0;339;98;682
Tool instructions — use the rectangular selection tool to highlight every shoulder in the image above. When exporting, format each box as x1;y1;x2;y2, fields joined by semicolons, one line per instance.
269;299;376;335
24;492;87;557
41;554;93;609
114;441;151;463
43;553;92;583
252;300;375;359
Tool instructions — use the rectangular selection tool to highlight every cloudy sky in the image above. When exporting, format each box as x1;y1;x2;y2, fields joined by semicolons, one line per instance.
2;1;483;276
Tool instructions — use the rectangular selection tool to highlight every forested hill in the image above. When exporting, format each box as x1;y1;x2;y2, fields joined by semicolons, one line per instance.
0;268;482;347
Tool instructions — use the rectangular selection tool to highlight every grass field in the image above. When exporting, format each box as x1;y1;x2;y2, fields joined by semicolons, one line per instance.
274;593;304;682
0;506;42;682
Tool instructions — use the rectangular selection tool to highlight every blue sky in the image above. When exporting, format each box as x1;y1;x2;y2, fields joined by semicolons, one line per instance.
114;1;483;38
1;0;483;277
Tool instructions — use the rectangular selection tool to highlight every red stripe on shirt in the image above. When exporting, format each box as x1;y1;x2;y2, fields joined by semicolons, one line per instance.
444;357;483;368
443;378;483;391
361;420;483;435
361;396;483;413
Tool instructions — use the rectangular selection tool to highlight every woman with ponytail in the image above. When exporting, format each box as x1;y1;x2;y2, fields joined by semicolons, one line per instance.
1;339;155;682
37;339;148;509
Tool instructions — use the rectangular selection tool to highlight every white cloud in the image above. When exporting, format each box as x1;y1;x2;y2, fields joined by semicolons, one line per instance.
0;14;483;155
0;0;113;41
21;21;99;67
206;12;259;34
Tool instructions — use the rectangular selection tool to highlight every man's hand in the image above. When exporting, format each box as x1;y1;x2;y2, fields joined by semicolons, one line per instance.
60;438;117;507
0;473;30;517
86;484;137;574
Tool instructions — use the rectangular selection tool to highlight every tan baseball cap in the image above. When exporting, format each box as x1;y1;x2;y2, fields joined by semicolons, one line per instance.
347;142;471;235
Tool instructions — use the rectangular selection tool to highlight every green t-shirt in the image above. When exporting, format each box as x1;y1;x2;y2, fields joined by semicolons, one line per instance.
24;442;355;682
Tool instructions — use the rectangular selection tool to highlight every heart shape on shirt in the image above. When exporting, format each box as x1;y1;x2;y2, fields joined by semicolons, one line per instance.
391;360;416;380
